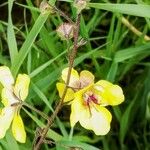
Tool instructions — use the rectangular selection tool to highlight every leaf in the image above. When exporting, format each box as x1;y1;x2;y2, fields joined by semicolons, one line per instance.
119;98;135;144
29;50;66;78
11;13;49;77
5;130;19;150
23;108;62;141
7;0;18;64
106;61;118;82
56;140;100;150
114;42;150;62
88;3;150;18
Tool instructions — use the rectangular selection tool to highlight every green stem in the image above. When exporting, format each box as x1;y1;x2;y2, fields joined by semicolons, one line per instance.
22;102;49;121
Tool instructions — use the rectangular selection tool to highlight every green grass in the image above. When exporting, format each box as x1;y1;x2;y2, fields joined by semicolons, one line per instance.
0;0;150;149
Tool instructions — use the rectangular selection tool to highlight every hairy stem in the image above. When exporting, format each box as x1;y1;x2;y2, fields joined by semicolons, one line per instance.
54;6;74;24
33;14;81;150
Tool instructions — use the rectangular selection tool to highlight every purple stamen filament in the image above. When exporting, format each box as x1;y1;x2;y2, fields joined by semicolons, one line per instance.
83;93;99;117
83;93;99;106
89;95;98;104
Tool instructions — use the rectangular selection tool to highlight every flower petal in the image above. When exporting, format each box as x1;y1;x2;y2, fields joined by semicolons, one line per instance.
14;74;30;101
1;88;18;106
62;68;79;88
0;106;15;139
96;80;112;88
95;80;124;106
105;85;124;105
70;97;85;127
56;83;75;102
78;106;92;130
90;106;112;135
79;106;112;135
79;70;94;88
70;85;93;127
12;113;26;143
0;66;14;88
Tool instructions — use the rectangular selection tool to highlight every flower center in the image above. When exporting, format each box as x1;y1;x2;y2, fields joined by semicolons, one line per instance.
83;91;99;106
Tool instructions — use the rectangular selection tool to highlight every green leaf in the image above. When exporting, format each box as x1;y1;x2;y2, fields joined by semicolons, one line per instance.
7;0;18;64
29;50;66;78
11;13;49;77
15;2;40;12
5;130;19;150
56;140;99;150
30;82;53;111
23;108;62;141
114;42;150;62
106;61;118;82
88;3;150;18
119;99;135;144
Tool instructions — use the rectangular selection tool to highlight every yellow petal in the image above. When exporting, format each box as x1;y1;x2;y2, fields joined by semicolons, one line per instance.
79;106;112;135
62;68;79;88
94;105;112;123
70;85;93;127
0;106;15;139
106;85;124;105
0;66;14;88
12;113;26;143
95;80;124;106
90;107;112;135
78;106;92;130
79;70;94;88
14;74;30;101
1;88;18;106
70;97;85;127
56;83;75;102
96;80;113;88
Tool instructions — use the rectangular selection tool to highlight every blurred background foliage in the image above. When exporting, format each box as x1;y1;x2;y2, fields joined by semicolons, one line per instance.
0;0;150;149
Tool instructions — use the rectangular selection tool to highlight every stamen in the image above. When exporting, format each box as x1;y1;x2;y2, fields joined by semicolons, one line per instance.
83;92;99;105
83;93;89;102
11;102;20;107
83;92;100;117
12;91;21;102
87;102;92;117
89;95;98;104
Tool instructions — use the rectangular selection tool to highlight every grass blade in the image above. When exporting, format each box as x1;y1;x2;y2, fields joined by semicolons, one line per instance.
7;0;18;64
88;3;150;18
11;13;49;77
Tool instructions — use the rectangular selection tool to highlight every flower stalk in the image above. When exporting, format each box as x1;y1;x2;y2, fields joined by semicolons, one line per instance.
33;14;81;150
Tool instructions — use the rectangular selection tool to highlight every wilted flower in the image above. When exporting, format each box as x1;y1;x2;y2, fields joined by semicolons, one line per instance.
57;68;124;135
0;66;30;143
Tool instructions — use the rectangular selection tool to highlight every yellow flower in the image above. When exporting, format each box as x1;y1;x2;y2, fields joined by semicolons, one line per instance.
0;66;30;143
56;67;94;102
57;68;124;135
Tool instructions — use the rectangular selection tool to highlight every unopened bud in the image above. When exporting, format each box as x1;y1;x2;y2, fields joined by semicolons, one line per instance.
56;23;74;40
39;1;55;15
73;0;88;14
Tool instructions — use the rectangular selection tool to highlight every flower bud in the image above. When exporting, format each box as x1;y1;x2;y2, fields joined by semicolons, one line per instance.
73;0;88;14
56;23;74;40
39;1;55;15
